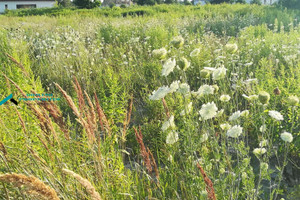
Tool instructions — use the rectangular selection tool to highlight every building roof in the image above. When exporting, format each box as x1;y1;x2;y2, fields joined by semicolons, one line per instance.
0;0;55;1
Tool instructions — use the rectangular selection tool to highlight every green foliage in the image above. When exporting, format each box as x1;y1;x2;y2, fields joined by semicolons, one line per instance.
250;0;262;5
73;0;101;9
278;0;300;10
0;4;299;200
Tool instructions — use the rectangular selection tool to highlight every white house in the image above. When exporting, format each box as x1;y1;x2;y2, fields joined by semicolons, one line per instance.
0;0;55;13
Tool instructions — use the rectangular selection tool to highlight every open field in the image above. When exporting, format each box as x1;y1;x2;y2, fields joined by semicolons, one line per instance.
0;4;300;200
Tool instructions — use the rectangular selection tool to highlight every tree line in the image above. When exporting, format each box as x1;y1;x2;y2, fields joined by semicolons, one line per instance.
57;0;300;10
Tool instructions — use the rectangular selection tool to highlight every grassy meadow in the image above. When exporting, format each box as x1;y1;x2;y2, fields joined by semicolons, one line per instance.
0;3;300;200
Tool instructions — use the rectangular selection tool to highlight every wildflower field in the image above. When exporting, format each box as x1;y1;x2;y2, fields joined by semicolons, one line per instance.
0;3;300;200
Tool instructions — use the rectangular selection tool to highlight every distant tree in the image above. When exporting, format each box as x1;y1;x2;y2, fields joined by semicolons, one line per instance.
278;0;300;9
235;0;246;3
184;0;192;5
137;0;155;5
57;0;72;7
165;0;175;4
210;0;231;4
250;0;262;5
73;0;101;8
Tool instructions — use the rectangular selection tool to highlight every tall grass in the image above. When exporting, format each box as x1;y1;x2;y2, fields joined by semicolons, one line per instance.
0;4;299;200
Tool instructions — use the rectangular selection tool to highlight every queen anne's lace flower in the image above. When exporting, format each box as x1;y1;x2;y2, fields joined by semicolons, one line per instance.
162;58;176;77
253;148;266;156
220;95;231;102
149;86;170;100
180;102;193;116
161;115;175;132
152;48;167;59
212;66;227;80
199;102;218;120
190;48;200;57
196;85;215;97
166;131;179;145
241;110;249;117
229;111;241;121
220;123;231;130
226;125;243;138
280;132;293;143
169;80;180;93
177;83;190;95
268;110;284;121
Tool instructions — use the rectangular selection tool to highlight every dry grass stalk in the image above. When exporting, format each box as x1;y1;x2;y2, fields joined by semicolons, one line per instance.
38;101;70;140
127;94;134;125
55;83;80;118
62;169;102;200
196;163;217;200
121;95;134;148
14;107;27;135
0;141;7;156
27;146;48;166
162;98;170;118
148;148;160;184
94;93;111;135
37;135;54;161
0;173;59;200
73;76;85;116
84;90;97;133
5;53;30;77
133;126;152;173
55;83;95;143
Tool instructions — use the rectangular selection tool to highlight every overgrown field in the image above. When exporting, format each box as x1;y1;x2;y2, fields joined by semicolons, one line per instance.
0;4;300;200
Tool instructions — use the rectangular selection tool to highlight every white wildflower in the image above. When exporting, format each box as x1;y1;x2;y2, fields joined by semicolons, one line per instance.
216;109;224;117
161;115;176;132
280;132;293;143
212;66;227;80
180;102;193;116
242;94;258;101
169;80;180;93
177;83;190;95
149;86;170;100
162;58;176;76
196;85;215;97
241;110;249;117
220;95;231;102
229;111;241;121
226;125;243;138
268;110;284;121
190;48;200;57
220;123;231;130
260;125;267;132
166;131;179;145
200;132;209;143
259;140;268;147
199;102;218;120
152;48;167;59
253;148;266;156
